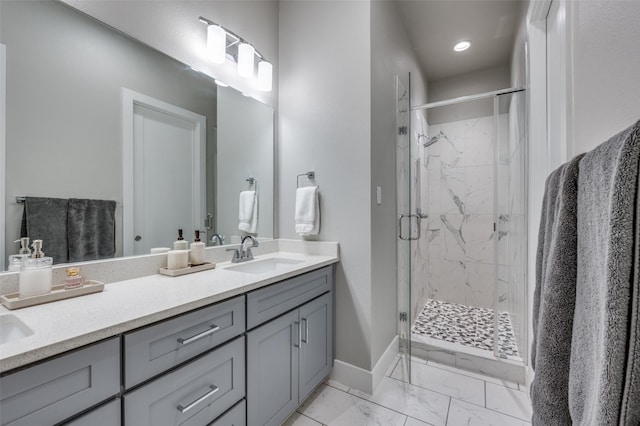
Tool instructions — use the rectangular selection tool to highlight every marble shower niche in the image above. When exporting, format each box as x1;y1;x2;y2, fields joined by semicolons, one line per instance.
423;113;506;310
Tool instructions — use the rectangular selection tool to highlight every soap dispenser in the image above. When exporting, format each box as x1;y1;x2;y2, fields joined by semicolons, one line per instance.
190;230;205;266
19;239;53;298
8;237;31;271
173;229;189;250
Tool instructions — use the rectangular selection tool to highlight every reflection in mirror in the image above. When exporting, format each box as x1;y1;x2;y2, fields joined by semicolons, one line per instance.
1;0;274;270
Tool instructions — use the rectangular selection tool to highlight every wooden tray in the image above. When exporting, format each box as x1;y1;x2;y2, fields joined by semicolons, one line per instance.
1;280;105;310
159;262;216;277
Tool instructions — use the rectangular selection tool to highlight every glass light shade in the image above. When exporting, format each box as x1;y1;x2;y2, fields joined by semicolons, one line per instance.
257;61;273;92
207;25;226;64
237;43;255;78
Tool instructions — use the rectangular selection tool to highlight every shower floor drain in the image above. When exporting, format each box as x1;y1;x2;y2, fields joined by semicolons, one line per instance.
411;299;519;358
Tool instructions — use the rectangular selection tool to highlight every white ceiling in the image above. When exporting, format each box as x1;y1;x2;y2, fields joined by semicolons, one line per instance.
395;0;527;82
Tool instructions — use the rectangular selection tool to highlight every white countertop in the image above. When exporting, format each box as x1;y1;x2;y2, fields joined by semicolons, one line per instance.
0;248;338;373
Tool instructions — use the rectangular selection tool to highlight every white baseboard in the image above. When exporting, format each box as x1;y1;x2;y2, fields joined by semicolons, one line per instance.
330;335;399;394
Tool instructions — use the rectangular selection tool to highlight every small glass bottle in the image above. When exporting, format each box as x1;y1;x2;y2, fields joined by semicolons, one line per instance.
65;267;85;290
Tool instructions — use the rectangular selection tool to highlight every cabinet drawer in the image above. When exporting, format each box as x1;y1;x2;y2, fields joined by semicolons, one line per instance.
124;337;245;426
124;295;245;388
209;400;246;426
247;266;332;329
0;338;120;426
63;398;120;426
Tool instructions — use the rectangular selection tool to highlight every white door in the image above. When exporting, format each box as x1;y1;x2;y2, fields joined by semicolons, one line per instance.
122;89;206;256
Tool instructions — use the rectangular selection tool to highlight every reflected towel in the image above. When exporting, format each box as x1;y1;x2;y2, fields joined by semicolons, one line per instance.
67;198;116;262
21;197;69;264
238;191;258;233
570;119;640;424
295;186;319;236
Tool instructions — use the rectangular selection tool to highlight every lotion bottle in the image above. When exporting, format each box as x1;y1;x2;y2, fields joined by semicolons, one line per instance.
190;230;205;266
19;240;53;298
173;229;189;250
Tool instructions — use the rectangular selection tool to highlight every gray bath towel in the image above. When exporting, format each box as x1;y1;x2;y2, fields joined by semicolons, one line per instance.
570;119;640;424
67;198;116;262
21;197;69;264
530;154;584;425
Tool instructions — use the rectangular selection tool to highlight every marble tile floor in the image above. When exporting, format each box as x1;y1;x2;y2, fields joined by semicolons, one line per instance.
412;299;519;359
285;357;532;426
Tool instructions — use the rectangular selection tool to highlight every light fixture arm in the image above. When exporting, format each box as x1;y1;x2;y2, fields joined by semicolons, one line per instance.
199;16;268;62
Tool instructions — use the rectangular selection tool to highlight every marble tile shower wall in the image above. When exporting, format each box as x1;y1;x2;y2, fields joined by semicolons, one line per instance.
424;115;503;310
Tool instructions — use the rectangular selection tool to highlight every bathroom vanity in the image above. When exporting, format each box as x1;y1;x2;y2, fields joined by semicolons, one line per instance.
0;246;337;426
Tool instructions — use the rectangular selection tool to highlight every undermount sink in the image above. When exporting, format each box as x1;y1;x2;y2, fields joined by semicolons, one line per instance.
225;257;304;275
0;314;34;345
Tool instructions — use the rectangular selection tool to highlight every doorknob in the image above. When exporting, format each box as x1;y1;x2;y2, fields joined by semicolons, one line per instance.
135;235;142;241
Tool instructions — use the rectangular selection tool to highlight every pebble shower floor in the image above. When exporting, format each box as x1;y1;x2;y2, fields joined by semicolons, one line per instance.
412;299;519;358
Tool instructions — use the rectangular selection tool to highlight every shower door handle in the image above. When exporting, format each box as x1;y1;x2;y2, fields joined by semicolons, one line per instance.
399;214;421;240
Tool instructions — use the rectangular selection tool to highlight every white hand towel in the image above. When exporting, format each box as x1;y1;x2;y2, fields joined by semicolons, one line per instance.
295;186;320;236
238;191;258;233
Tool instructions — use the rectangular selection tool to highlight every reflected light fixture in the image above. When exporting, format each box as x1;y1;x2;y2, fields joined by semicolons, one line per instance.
453;40;471;52
199;16;273;92
237;43;255;78
258;61;273;92
207;24;226;63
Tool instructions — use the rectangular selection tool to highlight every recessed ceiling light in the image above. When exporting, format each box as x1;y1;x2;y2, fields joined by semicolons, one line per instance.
453;41;471;52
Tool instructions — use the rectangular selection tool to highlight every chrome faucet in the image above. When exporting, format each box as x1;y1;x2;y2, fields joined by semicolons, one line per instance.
227;236;259;263
210;233;225;246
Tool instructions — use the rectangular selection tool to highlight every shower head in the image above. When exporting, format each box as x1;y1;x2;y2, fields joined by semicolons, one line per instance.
423;131;444;148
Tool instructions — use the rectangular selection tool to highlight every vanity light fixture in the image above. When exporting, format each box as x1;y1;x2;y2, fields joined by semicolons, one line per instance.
199;16;273;92
207;24;227;64
453;40;471;52
237;43;255;78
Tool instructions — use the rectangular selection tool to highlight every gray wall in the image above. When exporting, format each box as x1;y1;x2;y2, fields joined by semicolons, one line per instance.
216;87;274;242
370;0;428;367
279;1;373;371
570;0;640;154
1;0;216;260
427;65;511;124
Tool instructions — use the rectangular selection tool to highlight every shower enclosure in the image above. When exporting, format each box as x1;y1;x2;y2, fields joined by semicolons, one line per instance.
396;74;528;382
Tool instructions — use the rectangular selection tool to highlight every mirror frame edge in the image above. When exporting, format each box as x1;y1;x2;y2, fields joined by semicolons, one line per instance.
1;43;6;271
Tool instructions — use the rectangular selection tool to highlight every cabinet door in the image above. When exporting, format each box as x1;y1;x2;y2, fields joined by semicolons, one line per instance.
247;310;299;426
298;293;333;401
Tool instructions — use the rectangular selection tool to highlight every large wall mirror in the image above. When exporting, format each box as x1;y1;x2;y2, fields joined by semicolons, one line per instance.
0;0;274;270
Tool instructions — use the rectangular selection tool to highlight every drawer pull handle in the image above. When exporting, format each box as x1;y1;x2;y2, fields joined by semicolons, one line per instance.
294;321;301;348
177;385;219;413
301;318;309;343
177;324;220;345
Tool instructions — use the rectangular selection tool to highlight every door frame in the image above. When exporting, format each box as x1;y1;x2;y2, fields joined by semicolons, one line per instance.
121;88;206;256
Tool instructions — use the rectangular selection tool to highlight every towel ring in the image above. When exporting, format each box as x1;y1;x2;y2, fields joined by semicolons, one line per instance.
297;171;318;188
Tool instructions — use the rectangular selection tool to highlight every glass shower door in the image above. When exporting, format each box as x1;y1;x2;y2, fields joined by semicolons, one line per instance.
396;73;412;379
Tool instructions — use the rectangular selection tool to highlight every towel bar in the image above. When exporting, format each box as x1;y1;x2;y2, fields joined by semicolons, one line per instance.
297;171;318;188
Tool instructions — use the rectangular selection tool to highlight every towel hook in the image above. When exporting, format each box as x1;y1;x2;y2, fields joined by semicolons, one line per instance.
246;177;257;192
297;171;317;188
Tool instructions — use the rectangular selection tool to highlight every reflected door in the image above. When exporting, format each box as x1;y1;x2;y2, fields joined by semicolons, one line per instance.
396;73;412;379
122;89;206;256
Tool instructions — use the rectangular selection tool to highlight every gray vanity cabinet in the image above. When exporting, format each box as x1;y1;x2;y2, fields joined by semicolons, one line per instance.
0;338;120;426
247;287;333;426
63;398;121;426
